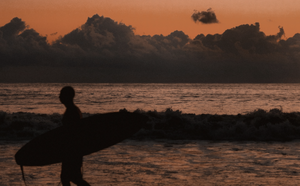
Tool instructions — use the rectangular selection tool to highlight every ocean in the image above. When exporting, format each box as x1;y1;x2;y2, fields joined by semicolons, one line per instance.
1;83;300;185
2;83;300;115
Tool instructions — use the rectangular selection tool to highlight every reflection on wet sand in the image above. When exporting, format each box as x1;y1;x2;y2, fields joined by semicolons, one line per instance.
2;140;300;185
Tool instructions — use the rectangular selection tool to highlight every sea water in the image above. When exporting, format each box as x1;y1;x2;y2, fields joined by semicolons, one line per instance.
1;83;300;115
1;83;300;185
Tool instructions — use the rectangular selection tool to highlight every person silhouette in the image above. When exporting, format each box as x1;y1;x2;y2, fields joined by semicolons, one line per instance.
59;86;90;186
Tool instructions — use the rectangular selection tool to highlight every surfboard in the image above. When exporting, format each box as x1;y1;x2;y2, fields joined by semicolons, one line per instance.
15;112;148;166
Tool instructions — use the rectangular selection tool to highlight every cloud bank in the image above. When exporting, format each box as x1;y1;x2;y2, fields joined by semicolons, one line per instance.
1;15;300;83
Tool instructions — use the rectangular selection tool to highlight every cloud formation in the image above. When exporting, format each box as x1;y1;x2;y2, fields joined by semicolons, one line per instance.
0;17;27;39
191;8;219;24
0;17;49;67
1;15;300;83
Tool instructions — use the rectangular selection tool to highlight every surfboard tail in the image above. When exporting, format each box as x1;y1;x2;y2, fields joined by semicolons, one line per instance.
20;165;28;186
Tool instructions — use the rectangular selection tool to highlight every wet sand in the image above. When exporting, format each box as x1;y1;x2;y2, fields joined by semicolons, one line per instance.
1;140;300;185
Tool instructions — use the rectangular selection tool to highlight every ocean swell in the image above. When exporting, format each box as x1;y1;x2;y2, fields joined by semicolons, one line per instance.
1;108;300;141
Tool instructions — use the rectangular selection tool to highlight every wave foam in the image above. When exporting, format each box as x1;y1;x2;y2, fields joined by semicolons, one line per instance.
1;108;300;141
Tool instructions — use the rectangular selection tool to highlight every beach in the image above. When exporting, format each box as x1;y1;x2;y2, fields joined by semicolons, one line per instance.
2;140;300;185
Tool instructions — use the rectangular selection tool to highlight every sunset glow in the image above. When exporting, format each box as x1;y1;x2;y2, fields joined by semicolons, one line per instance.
1;0;299;42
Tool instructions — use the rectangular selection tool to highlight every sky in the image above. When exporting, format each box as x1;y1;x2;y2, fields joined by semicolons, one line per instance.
1;0;300;83
1;0;299;42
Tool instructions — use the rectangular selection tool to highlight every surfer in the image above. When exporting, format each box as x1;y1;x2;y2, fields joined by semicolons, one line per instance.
59;86;90;186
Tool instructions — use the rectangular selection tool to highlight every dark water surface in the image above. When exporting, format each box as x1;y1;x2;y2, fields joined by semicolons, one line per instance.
1;83;300;115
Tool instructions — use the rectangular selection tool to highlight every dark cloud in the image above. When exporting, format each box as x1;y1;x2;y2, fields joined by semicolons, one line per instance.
266;26;285;42
0;18;50;67
50;32;58;36
191;8;219;24
0;17;26;39
187;22;300;82
57;14;134;52
1;15;300;83
189;22;288;55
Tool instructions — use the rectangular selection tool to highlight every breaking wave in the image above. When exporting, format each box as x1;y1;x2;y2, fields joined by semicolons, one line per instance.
1;108;300;141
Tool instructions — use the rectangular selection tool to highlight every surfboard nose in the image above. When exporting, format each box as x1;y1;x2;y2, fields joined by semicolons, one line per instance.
15;150;23;165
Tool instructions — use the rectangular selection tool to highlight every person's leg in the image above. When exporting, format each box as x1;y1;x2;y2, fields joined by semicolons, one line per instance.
61;179;71;186
69;170;90;186
60;171;71;186
61;161;72;186
70;157;90;186
71;178;91;186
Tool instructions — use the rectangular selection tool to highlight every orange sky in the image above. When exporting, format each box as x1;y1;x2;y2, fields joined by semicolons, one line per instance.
1;0;299;42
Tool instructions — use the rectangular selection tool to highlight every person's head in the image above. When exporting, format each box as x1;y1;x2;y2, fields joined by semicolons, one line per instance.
59;86;75;105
